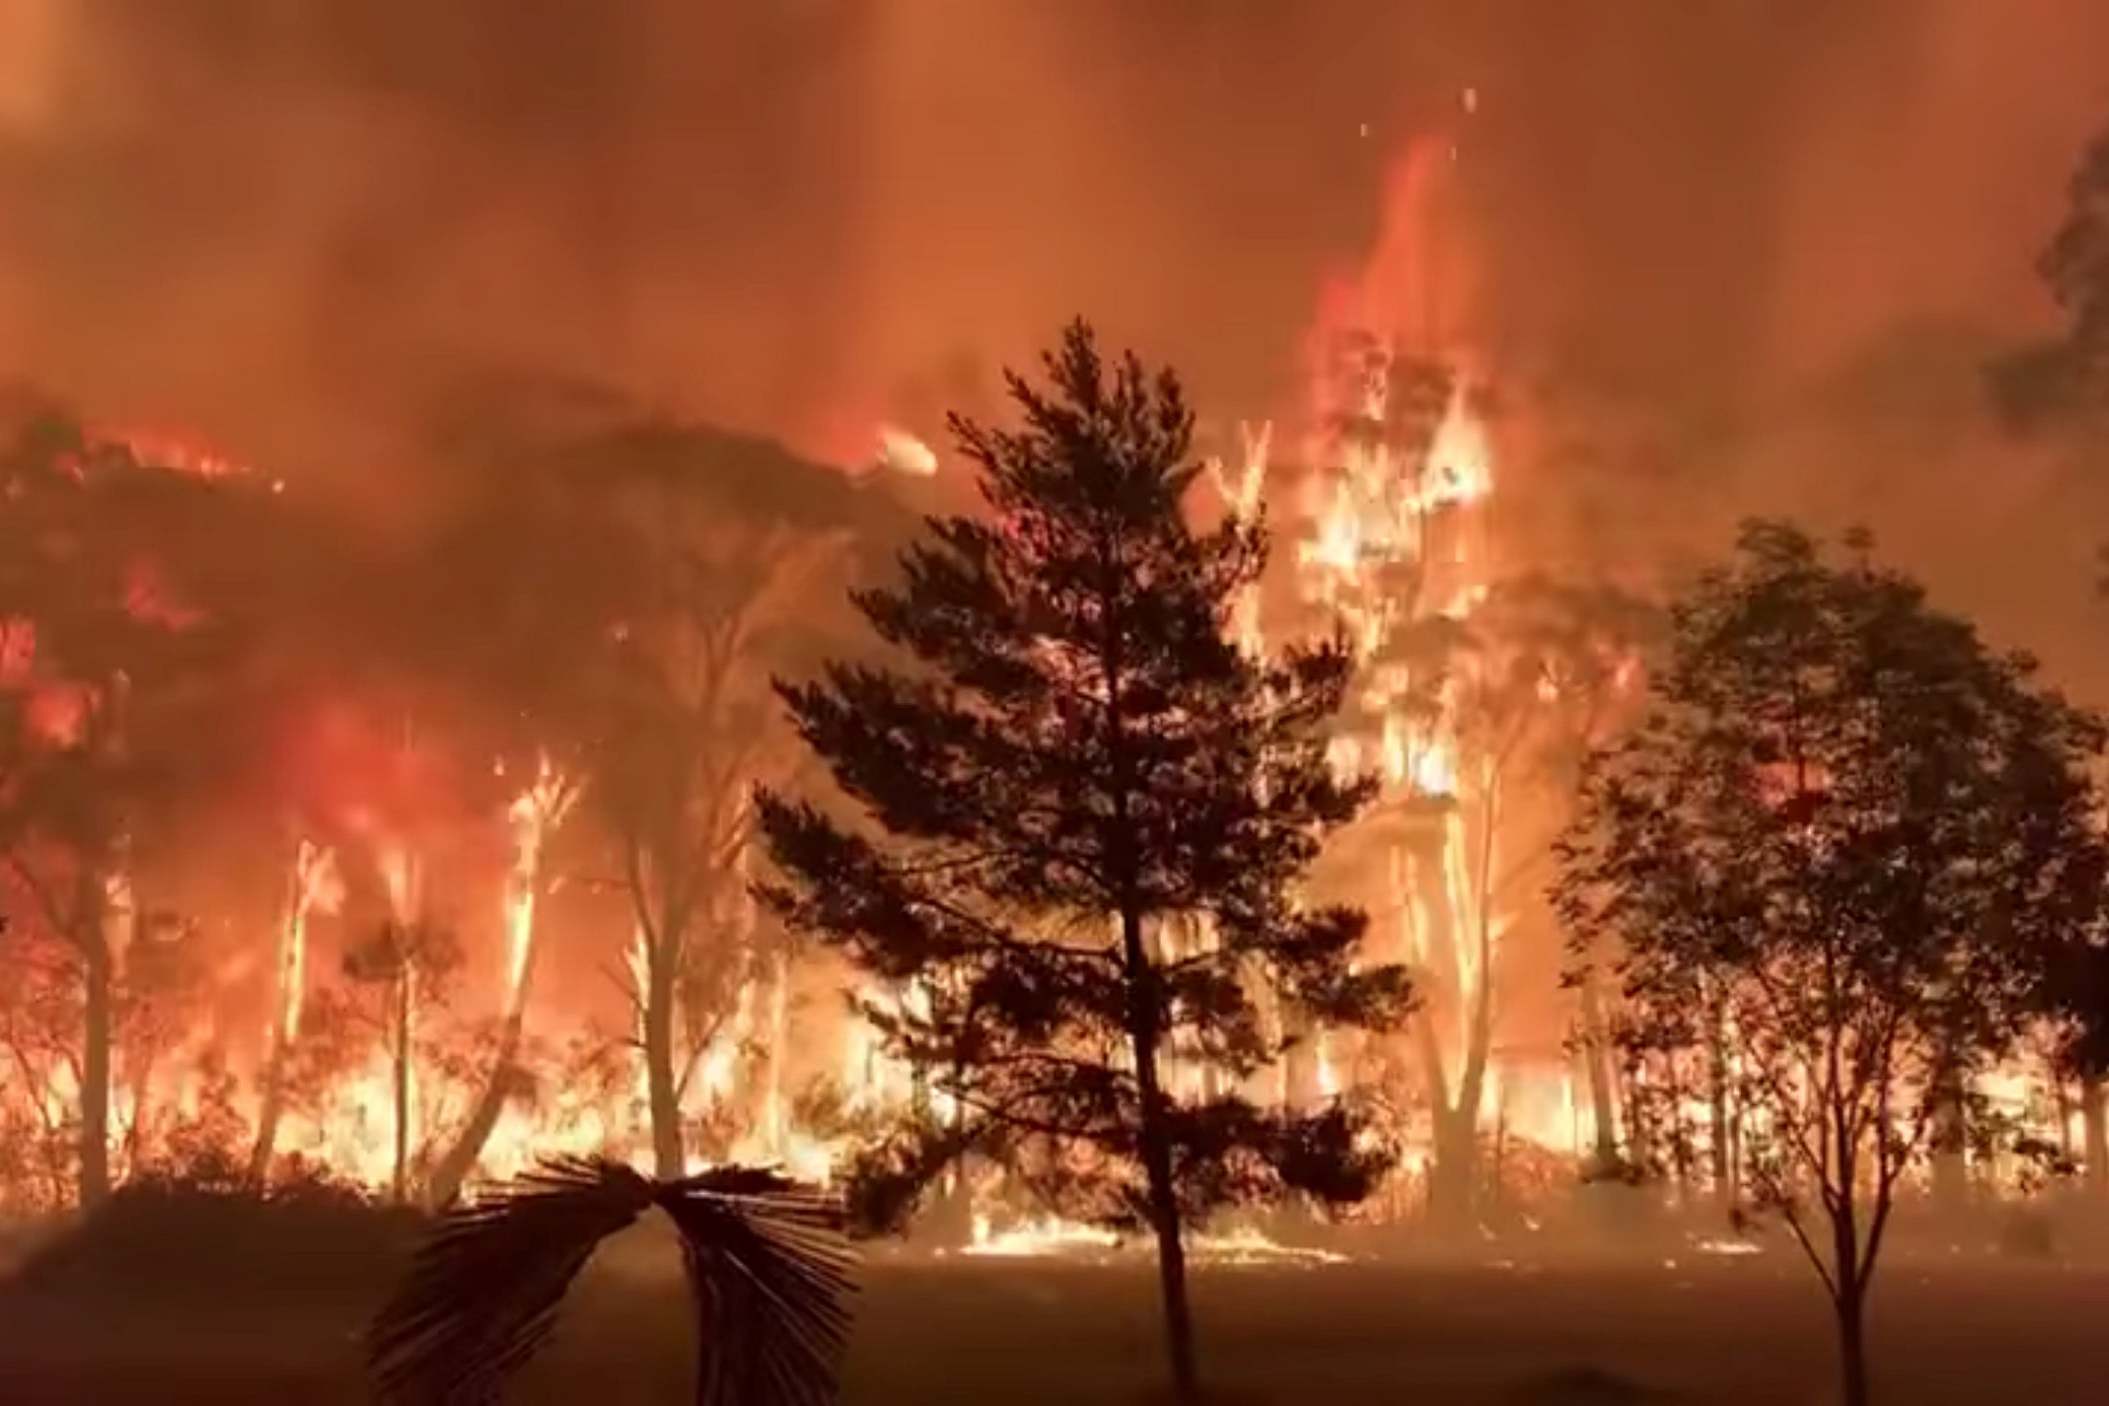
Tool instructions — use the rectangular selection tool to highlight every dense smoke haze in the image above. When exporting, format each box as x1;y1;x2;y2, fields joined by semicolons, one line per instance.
3;2;2108;679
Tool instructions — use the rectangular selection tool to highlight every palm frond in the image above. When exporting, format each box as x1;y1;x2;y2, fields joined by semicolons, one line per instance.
367;1158;857;1406
659;1167;857;1406
368;1156;656;1403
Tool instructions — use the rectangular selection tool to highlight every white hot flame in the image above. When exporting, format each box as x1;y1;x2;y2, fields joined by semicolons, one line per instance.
876;424;938;477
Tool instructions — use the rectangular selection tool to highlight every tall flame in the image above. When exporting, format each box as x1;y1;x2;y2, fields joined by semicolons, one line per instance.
501;751;576;1019
276;840;341;1043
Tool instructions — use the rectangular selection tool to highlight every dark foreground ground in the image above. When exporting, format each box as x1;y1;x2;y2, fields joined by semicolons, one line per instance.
2;1218;2105;1406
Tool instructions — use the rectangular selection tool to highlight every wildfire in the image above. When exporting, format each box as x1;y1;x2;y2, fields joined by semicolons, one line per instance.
91;426;250;480
961;1213;1350;1266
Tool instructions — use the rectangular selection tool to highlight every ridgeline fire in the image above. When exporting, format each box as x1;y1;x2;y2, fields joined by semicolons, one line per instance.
2;7;2109;1406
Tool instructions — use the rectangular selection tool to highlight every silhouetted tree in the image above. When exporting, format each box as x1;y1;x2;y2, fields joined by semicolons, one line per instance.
572;425;880;1180
368;1157;853;1406
759;323;1411;1402
1557;522;2106;1406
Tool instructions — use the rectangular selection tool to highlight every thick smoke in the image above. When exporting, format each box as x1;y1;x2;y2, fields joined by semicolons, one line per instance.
3;1;2109;669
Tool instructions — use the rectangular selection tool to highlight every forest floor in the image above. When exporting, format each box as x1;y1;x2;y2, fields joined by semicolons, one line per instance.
2;1215;2106;1405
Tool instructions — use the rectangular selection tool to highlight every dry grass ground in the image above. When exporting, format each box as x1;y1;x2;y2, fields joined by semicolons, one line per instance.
2;1207;2104;1405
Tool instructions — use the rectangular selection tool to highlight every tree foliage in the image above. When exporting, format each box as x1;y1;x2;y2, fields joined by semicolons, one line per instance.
759;322;1410;1399
1556;521;2106;1406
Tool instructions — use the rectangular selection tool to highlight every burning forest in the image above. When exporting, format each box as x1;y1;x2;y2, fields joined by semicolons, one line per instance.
4;6;2109;1406
0;132;1660;1233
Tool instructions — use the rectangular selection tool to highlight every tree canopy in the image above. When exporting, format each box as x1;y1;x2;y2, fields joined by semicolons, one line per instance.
1556;521;2107;1406
759;322;1410;1400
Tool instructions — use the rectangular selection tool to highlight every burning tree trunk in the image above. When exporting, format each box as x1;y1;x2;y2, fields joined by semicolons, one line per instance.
1416;758;1501;1230
1125;909;1198;1403
1415;894;1493;1228
390;962;413;1203
641;928;685;1179
251;839;336;1182
78;876;113;1207
425;758;577;1207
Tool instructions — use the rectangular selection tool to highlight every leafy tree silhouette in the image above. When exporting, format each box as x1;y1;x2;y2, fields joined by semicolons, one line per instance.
1558;522;2106;1406
758;321;1411;1402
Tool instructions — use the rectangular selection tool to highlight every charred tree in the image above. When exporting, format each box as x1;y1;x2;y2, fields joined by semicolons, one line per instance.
761;323;1411;1403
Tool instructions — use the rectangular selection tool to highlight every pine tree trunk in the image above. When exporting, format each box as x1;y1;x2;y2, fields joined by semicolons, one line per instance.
78;904;113;1208
2081;1075;2107;1193
645;952;684;1180
1123;908;1199;1404
1140;1107;1198;1406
